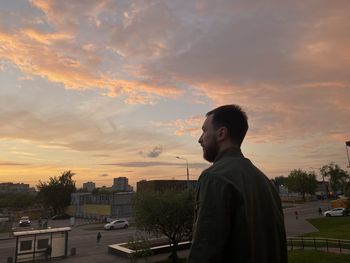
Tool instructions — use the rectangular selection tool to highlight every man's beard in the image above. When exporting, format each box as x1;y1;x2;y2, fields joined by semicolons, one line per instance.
203;139;219;163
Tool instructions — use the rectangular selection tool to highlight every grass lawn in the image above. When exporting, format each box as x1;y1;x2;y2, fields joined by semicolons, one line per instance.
304;216;350;239
155;251;350;263
154;216;350;263
288;250;350;263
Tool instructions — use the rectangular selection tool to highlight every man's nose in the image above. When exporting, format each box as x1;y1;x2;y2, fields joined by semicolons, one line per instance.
198;134;203;144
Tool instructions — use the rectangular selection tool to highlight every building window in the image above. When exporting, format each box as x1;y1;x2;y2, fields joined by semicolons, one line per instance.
37;239;49;250
20;240;32;251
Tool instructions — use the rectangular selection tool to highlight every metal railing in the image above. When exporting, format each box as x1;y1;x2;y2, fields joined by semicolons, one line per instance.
288;237;350;253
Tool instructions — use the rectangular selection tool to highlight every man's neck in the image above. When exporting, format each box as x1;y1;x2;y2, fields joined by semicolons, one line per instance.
214;144;243;163
219;141;239;152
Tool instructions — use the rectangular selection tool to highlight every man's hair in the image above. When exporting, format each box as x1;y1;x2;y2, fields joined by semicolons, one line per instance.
206;104;248;146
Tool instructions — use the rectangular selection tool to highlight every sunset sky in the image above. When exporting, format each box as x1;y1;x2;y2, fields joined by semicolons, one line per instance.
0;0;349;189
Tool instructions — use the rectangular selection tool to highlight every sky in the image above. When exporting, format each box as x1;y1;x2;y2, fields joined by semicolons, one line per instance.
0;0;349;188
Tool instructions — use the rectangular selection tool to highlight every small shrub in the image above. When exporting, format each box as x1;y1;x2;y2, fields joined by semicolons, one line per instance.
128;234;153;263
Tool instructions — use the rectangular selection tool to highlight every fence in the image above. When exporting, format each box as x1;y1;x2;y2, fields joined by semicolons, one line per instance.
288;237;350;253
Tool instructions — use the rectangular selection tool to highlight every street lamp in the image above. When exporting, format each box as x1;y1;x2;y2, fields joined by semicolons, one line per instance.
346;141;350;168
176;156;189;187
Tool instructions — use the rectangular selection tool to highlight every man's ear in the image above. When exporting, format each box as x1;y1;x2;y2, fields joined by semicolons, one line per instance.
216;127;228;141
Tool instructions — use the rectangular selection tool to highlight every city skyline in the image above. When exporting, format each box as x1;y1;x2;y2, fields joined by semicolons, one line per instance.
1;1;349;188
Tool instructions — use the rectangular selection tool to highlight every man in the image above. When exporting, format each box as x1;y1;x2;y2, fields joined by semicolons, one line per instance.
188;105;287;263
97;232;102;245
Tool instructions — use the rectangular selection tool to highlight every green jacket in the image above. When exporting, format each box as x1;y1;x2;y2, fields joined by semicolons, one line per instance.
188;147;287;263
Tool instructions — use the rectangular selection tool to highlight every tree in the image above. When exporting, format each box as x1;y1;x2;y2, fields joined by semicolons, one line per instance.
133;189;194;263
37;171;76;215
0;193;37;209
320;162;349;196
92;187;110;195
344;181;350;198
272;176;288;193
286;169;318;201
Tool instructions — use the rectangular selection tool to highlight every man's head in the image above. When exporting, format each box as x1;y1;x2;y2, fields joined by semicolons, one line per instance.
198;104;248;162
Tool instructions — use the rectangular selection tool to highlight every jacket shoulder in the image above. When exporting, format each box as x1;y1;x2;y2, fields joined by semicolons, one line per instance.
198;158;245;192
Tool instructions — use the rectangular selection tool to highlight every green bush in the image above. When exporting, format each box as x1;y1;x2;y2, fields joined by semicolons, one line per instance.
127;234;153;263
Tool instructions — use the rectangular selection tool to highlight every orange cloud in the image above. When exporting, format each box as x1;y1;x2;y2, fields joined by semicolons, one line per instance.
187;80;350;148
21;29;73;45
174;116;204;137
0;28;181;104
1;0;349;182
153;116;204;137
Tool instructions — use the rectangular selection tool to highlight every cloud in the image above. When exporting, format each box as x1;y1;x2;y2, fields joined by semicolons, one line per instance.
3;1;349;114
102;161;209;169
0;4;182;105
103;161;178;167
0;161;28;166
173;116;204;137
153;115;204;137
99;173;109;177
0;92;181;154
21;29;73;45
1;0;349;179
147;145;163;158
92;154;112;158
110;0;350;145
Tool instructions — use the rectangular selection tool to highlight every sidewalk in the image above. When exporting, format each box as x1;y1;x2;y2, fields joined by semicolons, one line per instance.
284;214;319;237
50;248;190;263
0;232;13;240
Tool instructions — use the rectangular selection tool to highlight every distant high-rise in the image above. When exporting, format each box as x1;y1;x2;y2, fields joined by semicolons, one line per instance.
83;181;96;192
113;177;129;192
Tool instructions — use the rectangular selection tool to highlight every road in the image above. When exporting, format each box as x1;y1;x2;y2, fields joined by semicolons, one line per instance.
0;221;138;261
0;200;334;262
283;200;332;237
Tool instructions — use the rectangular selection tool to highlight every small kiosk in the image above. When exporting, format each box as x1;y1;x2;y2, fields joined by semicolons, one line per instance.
13;227;71;262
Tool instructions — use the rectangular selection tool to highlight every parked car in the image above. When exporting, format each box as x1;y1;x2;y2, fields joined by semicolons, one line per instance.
104;219;129;230
105;217;118;223
51;213;71;220
323;208;348;217
19;216;31;226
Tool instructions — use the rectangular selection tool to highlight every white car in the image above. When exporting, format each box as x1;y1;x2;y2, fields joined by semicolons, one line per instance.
19;216;31;226
105;217;118;223
323;208;347;217
104;219;129;230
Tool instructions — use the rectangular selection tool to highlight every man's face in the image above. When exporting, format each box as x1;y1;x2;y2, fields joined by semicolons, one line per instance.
198;114;219;162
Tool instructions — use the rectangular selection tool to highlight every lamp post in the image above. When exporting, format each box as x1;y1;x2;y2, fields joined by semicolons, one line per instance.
176;156;189;188
346;141;350;168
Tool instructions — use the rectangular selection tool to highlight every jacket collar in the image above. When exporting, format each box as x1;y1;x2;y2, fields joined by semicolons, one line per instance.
213;146;244;163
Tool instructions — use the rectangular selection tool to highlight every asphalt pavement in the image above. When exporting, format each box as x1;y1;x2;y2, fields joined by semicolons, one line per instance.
0;200;336;262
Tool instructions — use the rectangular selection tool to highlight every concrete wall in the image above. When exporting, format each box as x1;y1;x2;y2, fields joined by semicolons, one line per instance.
70;192;135;219
83;204;111;218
